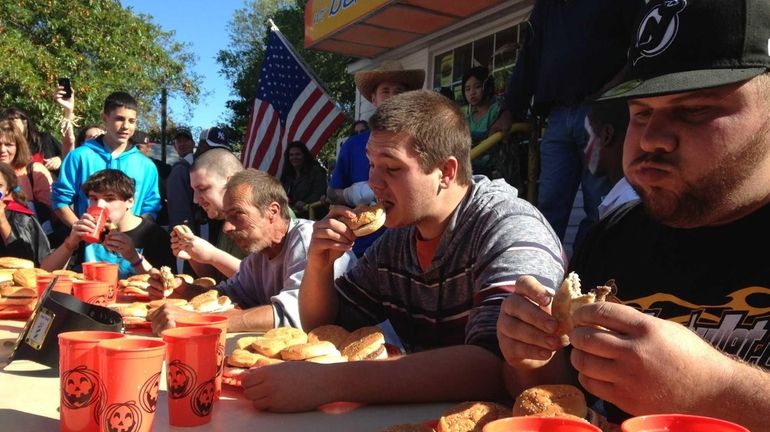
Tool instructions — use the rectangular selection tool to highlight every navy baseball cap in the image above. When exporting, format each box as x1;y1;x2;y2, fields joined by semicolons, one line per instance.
600;0;770;100
199;127;231;151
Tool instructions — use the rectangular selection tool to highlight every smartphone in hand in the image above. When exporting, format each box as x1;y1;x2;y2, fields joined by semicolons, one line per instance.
57;77;72;99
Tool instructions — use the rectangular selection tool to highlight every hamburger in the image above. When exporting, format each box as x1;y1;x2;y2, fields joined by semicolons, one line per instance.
111;302;149;325
280;341;340;361
120;274;152;298
0;257;34;269
512;384;587;418
437;401;510;432
0;272;14;289
0;286;37;306
159;266;175;297
340;326;387;361
193;277;217;288
13;268;44;289
339;202;386;237
171;225;193;260
512;384;609;428
552;272;612;335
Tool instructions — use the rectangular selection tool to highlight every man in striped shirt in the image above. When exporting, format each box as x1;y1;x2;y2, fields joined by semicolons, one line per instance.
242;90;564;412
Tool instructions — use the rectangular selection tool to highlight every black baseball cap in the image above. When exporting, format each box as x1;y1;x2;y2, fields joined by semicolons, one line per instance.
130;130;150;145
600;0;770;100
199;127;231;151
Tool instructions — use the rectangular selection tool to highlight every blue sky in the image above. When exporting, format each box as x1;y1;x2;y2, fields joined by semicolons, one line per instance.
122;0;247;130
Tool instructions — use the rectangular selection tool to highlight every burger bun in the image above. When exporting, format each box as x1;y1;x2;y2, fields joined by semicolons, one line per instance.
512;384;588;418
340;202;386;237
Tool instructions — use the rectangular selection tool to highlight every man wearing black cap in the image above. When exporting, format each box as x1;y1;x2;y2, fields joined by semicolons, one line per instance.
195;126;232;156
497;1;770;429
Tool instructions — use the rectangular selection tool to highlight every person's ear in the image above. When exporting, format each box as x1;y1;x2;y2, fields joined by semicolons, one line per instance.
438;157;459;189
125;197;134;210
266;202;280;222
600;124;615;148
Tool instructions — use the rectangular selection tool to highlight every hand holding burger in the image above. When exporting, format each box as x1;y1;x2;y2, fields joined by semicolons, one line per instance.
146;267;183;299
170;225;218;262
338;202;386;237
552;272;612;336
171;225;193;260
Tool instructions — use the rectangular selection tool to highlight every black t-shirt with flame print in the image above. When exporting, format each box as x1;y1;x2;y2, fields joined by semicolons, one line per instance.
570;201;770;423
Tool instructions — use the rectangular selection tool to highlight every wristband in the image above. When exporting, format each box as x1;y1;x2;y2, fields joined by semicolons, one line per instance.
130;253;144;267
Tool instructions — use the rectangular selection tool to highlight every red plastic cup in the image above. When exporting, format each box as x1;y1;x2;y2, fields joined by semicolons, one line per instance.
484;417;602;432
175;314;228;400
81;206;110;244
88;263;118;303
97;337;166;432
621;414;750;432
37;274;73;297
161;326;222;427
72;280;110;306
81;262;97;280
58;331;125;432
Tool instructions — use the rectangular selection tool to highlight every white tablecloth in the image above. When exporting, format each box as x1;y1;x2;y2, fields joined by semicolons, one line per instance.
0;319;452;431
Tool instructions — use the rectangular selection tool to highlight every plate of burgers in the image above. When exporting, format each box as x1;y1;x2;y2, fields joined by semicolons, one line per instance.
109;289;234;329
222;325;389;388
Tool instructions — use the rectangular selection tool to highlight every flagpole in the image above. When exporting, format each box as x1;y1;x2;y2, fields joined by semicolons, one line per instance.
267;19;351;120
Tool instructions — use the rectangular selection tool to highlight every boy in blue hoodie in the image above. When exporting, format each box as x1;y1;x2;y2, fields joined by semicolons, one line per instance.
52;92;161;226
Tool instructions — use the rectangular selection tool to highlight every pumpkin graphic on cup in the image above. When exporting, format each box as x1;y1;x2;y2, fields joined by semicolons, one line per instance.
191;379;216;417
103;400;142;432
61;365;101;409
167;359;196;399
138;371;160;413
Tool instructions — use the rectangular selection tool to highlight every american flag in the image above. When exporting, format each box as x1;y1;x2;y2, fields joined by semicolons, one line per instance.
241;30;346;177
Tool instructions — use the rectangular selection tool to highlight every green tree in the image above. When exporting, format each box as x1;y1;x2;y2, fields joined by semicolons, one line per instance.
0;0;200;136
217;0;355;160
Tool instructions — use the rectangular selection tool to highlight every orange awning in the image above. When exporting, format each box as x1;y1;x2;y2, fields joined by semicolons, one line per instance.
305;0;510;58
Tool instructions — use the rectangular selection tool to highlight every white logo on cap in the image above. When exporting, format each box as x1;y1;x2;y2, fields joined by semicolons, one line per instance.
633;0;687;65
217;131;225;141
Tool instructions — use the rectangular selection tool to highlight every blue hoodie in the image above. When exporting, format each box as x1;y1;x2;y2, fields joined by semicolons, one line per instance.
52;138;161;219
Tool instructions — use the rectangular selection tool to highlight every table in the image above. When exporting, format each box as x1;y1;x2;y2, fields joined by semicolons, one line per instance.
0;319;453;431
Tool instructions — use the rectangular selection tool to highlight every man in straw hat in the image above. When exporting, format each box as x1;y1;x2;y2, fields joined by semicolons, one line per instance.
327;61;424;257
498;1;770;429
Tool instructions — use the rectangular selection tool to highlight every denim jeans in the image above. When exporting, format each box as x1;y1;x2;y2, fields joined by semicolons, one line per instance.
537;103;610;244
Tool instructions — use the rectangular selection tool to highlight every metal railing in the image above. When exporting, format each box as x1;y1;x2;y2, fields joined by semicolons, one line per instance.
470;122;540;204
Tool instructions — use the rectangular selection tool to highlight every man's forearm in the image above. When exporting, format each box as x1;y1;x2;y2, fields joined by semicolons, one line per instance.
298;257;339;331
327;345;507;404
225;305;275;332
207;249;241;278
40;238;79;271
56;207;78;228
326;187;345;205
702;360;770;431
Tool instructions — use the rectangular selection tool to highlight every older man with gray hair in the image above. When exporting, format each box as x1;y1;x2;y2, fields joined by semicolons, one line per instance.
149;168;355;333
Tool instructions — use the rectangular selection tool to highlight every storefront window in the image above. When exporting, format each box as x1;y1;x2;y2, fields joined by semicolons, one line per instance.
432;24;527;104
